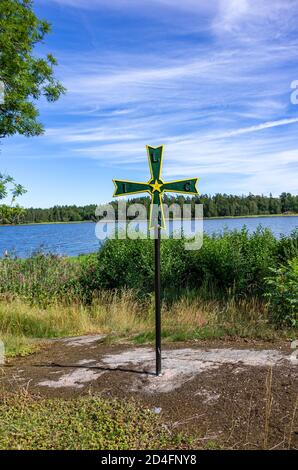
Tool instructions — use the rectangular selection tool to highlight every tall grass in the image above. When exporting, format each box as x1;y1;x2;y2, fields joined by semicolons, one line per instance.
0;290;293;357
0;253;82;306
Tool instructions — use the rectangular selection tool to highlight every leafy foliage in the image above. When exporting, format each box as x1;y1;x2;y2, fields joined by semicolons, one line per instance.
0;0;65;138
0;173;27;223
265;258;298;327
79;237;154;299
0;204;26;224
191;228;277;297
0;173;26;202
276;229;298;262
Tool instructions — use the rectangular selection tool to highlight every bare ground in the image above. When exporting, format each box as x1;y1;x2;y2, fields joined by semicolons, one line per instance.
1;335;297;450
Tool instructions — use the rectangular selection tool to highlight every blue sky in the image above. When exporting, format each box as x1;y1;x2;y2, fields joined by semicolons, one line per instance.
2;0;298;207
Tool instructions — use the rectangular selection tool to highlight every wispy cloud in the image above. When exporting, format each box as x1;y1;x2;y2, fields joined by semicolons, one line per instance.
213;118;298;138
213;0;298;40
46;0;217;13
5;0;298;205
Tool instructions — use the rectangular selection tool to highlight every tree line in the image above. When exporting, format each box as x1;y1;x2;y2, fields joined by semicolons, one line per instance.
0;192;296;225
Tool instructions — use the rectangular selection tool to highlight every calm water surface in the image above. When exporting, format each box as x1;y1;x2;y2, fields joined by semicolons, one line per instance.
0;216;297;258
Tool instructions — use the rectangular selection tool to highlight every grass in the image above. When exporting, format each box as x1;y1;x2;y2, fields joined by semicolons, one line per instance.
0;291;296;357
0;231;297;451
0;228;297;356
0;333;38;357
0;392;189;450
0;378;296;450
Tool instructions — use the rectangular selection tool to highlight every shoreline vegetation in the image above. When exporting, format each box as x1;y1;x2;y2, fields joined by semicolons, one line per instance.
0;227;297;357
1;193;298;225
0;212;298;227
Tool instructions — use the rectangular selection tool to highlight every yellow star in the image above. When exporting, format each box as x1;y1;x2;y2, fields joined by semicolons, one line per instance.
150;180;163;192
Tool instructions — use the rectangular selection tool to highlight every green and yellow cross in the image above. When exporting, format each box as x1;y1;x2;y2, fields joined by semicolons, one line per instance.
113;145;199;229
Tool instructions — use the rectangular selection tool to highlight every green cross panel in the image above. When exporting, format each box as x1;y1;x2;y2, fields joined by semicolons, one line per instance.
113;145;199;229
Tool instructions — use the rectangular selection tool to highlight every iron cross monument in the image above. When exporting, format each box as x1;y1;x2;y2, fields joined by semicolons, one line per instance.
113;145;199;376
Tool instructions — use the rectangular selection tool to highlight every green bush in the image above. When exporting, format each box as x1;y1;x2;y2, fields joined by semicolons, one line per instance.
192;227;277;296
265;257;298;327
276;229;298;262
0;229;297;314
78;227;279;299
78;237;154;298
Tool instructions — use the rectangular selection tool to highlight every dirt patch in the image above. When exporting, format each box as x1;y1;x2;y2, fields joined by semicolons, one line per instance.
1;336;297;449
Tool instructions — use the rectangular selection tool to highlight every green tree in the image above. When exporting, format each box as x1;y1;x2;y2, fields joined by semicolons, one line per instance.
0;173;27;224
0;173;26;201
0;1;65;221
0;0;65;138
265;258;298;327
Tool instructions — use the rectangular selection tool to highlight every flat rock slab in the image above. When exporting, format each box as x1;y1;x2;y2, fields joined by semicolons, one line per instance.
1;337;296;394
29;346;291;392
100;347;292;393
1;336;297;449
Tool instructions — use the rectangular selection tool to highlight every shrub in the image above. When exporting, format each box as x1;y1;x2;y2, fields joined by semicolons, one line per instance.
179;227;277;297
78;237;154;298
276;229;298;262
79;227;279;299
0;229;297;310
265;257;298;327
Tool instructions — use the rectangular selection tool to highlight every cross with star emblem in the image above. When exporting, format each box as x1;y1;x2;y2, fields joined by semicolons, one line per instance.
113;145;199;229
112;145;199;376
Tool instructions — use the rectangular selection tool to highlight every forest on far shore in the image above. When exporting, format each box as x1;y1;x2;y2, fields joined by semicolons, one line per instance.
0;192;298;225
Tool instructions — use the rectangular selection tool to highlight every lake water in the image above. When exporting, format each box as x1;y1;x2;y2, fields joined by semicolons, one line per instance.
0;216;297;258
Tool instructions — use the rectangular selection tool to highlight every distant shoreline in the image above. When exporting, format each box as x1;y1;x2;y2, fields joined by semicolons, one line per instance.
0;213;298;227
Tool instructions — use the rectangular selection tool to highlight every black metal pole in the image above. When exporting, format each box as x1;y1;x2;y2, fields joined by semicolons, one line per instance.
154;225;161;376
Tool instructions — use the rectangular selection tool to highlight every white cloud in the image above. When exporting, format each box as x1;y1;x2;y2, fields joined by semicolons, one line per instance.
214;0;249;33
46;0;217;13
10;0;298;199
213;118;298;139
213;0;298;41
36;28;298;198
